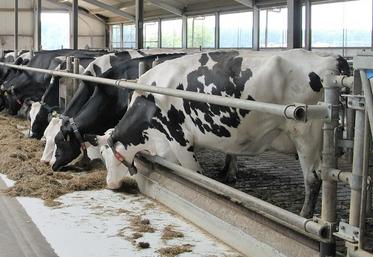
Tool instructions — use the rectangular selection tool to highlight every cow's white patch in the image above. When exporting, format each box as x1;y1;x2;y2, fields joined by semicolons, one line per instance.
127;50;144;59
85;53;115;76
41;118;62;164
29;102;41;132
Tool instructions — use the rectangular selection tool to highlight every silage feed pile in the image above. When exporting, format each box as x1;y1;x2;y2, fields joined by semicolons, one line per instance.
0;113;107;206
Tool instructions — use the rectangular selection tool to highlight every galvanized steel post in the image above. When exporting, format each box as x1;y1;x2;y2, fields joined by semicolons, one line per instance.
14;0;19;57
73;58;80;94
36;0;42;51
320;73;340;257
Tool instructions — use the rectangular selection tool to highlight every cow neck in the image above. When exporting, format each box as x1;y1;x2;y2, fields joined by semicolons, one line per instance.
61;115;88;158
40;101;59;113
107;135;137;176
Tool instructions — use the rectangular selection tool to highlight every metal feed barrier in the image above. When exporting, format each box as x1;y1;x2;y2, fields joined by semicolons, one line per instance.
0;51;372;257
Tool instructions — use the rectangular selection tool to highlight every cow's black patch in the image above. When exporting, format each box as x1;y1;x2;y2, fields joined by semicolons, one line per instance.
93;64;103;77
308;72;323;92
112;94;156;148
337;56;351;76
187;145;194;152
199;53;209;66
183;51;253;138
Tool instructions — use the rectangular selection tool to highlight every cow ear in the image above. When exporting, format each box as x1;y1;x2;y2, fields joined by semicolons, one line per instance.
84;134;98;146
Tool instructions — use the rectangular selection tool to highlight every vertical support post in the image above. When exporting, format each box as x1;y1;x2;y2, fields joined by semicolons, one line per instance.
120;23;124;49
215;12;220;49
320;73;339;257
287;0;302;49
14;0;19;57
138;61;145;77
264;10;268;47
358;111;370;250
135;0;144;49
182;15;187;48
65;57;74;107
158;18;162;48
72;0;78;50
304;0;311;51
252;7;260;51
73;58;80;93
349;110;364;215
36;0;42;51
346;71;366;255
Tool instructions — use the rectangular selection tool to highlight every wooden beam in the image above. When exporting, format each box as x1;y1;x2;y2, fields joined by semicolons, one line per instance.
83;0;135;20
146;0;183;16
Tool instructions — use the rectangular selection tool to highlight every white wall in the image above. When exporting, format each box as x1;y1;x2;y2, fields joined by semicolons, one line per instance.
75;15;106;49
0;0;106;50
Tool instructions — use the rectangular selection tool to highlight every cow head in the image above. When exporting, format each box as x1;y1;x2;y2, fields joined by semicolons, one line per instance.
41;117;62;164
30;102;58;139
84;130;130;189
52;125;82;171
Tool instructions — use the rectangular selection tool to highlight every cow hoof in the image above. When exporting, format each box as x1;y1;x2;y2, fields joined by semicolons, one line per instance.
299;208;313;219
224;175;237;185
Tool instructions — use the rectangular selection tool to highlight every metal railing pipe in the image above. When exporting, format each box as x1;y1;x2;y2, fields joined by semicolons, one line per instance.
0;62;329;122
320;72;340;257
140;153;329;241
358;112;370;249
327;168;352;186
335;75;354;89
360;70;373;137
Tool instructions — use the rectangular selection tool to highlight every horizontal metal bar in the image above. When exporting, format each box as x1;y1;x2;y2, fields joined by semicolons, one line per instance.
349;249;373;257
327;168;352;186
140;153;330;241
0;62;329;121
335;75;354;89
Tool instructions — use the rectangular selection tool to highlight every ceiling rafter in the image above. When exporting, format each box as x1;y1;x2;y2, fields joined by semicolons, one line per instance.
83;0;135;20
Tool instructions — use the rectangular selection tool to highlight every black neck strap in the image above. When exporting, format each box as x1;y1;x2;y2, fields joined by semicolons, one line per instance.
68;117;88;158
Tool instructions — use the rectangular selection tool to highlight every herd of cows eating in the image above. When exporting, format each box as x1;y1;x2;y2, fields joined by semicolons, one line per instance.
0;48;351;218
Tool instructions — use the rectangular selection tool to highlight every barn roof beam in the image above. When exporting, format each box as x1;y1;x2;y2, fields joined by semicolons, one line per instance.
233;0;254;8
45;0;107;24
83;0;135;20
146;0;183;16
91;2;135;14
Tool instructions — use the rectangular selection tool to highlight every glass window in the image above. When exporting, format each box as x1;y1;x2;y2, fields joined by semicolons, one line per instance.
111;24;121;49
144;21;159;48
123;24;135;48
260;8;287;48
161;19;182;48
41;12;70;50
187;15;215;48
220;12;253;48
312;0;371;47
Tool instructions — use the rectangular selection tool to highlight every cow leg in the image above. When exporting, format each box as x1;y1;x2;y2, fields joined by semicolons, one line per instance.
171;144;204;174
289;120;323;218
219;154;238;184
300;169;321;218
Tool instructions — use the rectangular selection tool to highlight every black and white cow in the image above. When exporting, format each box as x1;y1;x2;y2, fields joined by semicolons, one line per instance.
87;49;350;218
2;49;106;115
0;51;33;111
51;52;186;171
39;50;146;165
29;55;99;139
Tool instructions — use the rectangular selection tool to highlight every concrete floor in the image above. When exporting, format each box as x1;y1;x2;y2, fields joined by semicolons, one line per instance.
0;178;57;257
